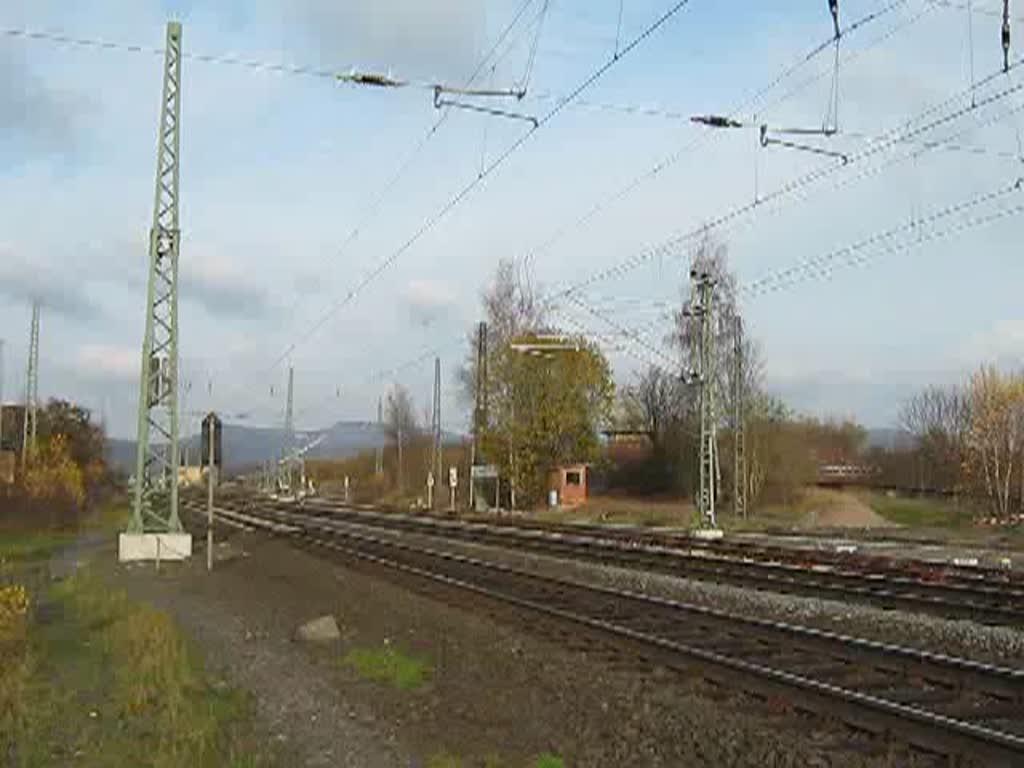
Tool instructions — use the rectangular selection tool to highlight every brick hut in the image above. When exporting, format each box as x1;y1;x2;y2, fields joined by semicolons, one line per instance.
548;463;588;507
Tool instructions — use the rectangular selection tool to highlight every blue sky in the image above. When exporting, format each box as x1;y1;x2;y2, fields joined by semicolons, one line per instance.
2;0;1023;438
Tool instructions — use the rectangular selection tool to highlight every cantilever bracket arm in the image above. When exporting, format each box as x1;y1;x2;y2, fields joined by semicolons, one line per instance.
433;85;539;127
760;123;848;164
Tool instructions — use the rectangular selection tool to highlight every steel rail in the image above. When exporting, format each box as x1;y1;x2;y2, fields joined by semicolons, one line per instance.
182;498;1024;766
218;494;1024;627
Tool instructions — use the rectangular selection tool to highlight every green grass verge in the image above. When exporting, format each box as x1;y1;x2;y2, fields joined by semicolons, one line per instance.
0;529;75;562
4;569;276;767
343;644;431;691
858;491;973;529
426;752;567;768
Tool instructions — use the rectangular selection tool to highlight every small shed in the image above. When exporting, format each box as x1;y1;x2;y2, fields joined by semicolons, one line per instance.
548;463;588;507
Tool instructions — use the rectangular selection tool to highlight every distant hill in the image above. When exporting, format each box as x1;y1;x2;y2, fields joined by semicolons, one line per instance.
107;420;464;476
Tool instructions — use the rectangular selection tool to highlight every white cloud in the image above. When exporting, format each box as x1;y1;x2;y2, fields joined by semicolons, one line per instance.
400;278;457;326
0;247;100;319
277;0;485;80
181;253;276;318
956;320;1024;368
75;343;138;381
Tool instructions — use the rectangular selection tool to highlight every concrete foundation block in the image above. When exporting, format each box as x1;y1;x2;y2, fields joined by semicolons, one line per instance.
692;528;724;541
118;533;193;562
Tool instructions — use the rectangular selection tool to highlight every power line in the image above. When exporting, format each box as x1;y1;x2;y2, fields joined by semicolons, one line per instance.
264;0;698;373
546;55;1024;305
514;0;917;298
741;179;1024;297
278;0;542;325
0;24;525;96
272;30;1024;420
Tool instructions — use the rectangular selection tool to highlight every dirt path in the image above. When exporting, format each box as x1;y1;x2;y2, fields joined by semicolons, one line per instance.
803;493;899;528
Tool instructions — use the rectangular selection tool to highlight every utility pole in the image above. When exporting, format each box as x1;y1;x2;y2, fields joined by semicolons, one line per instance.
0;339;5;451
375;396;384;476
688;268;718;528
733;315;747;519
283;365;294;492
430;357;442;509
202;412;220;572
22;301;40;467
397;422;404;492
129;21;184;536
469;321;487;510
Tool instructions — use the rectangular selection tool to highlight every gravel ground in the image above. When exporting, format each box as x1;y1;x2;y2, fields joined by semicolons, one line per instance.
93;525;954;767
125;518;974;768
91;538;409;768
321;515;1024;667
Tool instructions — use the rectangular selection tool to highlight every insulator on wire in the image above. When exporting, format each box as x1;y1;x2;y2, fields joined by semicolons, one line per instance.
829;0;840;39
691;114;743;129
1004;0;1012;73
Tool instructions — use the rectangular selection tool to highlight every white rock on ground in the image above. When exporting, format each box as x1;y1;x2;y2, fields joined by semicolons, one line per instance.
296;615;341;643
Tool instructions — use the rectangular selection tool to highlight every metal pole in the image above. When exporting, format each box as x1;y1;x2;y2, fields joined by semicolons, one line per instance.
397;424;404;492
733;316;747;519
22;302;40;468
375;396;384;476
206;418;214;572
0;339;5;451
130;21;184;534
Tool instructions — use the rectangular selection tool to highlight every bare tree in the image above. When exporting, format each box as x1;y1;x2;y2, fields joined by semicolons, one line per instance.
623;365;682;445
898;384;970;494
386;383;417;491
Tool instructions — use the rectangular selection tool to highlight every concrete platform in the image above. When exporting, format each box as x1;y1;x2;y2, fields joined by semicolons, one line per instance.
118;533;193;562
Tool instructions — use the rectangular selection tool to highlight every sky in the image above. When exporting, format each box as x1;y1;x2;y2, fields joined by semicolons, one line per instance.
1;0;1023;438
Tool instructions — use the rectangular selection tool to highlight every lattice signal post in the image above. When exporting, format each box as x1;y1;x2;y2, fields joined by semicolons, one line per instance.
22;301;40;467
733;316;747;519
128;22;185;538
687;269;718;529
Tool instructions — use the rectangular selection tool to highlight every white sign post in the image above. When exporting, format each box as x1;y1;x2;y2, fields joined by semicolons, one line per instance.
448;467;457;512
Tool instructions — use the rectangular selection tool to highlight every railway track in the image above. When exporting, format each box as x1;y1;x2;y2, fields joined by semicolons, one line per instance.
182;497;1024;766
204;493;1024;627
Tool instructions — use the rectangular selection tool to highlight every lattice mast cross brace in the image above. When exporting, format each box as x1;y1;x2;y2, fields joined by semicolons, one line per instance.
733;315;747;519
22;301;40;468
130;21;184;534
281;366;295;492
430;357;442;509
691;270;718;528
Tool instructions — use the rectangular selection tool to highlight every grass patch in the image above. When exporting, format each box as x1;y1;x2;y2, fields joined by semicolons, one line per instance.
0;528;74;562
84;497;130;534
6;568;276;767
858;491;973;529
343;644;431;691
533;495;693;528
424;752;566;768
427;751;465;768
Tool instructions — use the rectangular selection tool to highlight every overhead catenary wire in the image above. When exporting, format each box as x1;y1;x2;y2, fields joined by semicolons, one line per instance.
0;24;526;99
545;54;1024;306
569;178;1024;360
741;178;1024;296
513;0;916;298
254;0;950;416
222;0;547;394
598;88;1024;332
262;0;698;374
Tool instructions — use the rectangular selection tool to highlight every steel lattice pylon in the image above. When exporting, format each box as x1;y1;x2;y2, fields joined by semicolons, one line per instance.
691;270;717;528
733;315;747;519
22;301;40;467
130;22;184;534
